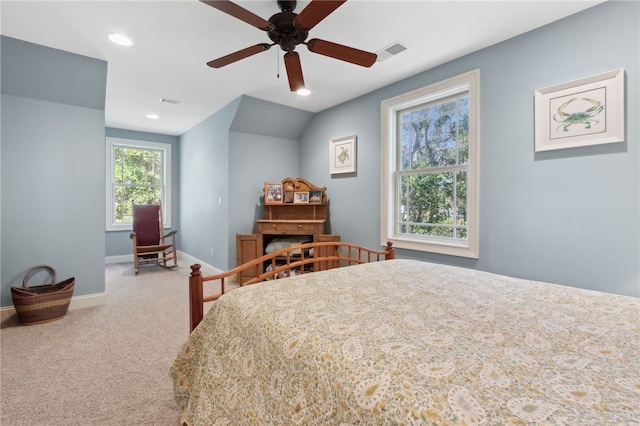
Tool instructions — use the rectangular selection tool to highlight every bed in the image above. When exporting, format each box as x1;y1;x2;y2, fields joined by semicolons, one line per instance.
171;242;639;425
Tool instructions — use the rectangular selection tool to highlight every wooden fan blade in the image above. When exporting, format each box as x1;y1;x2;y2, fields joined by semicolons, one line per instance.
294;0;346;31
200;0;274;31
307;38;377;67
207;43;271;68
284;52;305;92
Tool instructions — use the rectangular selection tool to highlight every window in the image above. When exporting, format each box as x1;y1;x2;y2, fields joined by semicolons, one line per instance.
106;137;172;231
381;70;479;258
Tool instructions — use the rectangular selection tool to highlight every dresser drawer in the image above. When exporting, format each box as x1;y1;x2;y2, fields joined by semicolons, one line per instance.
257;221;324;235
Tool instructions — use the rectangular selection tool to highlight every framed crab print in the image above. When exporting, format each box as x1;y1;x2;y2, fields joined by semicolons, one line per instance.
330;135;356;175
534;68;624;152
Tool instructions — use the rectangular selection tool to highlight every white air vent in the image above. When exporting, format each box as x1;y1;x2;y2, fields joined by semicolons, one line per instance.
376;42;408;63
159;97;180;105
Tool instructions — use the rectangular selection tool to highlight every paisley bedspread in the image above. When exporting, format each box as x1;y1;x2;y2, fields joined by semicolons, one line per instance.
170;259;639;425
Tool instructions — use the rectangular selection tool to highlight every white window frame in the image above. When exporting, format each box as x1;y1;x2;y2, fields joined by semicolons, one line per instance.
381;69;479;258
106;137;172;231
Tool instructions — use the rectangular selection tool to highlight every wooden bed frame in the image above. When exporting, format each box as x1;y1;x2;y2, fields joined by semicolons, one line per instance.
188;241;394;331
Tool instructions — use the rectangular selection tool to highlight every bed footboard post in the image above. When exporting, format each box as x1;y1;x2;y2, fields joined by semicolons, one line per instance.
189;264;204;332
386;241;395;259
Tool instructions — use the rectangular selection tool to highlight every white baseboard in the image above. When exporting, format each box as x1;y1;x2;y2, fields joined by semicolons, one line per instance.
105;251;226;276
105;254;132;264
1;292;107;323
178;251;225;276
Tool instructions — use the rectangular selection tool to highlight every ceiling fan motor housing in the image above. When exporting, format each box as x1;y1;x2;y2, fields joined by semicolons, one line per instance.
268;10;309;52
277;1;296;13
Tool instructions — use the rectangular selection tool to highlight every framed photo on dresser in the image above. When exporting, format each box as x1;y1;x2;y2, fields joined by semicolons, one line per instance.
293;191;309;204
264;182;283;204
309;190;323;203
284;190;294;203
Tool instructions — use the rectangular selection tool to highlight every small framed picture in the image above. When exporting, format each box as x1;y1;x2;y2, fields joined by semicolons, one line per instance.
284;190;294;203
264;182;283;204
330;135;356;175
293;191;309;204
309;190;323;203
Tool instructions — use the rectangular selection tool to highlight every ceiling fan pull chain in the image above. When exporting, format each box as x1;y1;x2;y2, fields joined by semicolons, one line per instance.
277;48;280;79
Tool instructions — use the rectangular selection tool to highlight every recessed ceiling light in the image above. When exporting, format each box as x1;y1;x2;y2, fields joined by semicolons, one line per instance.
297;88;310;96
146;113;159;120
108;33;133;47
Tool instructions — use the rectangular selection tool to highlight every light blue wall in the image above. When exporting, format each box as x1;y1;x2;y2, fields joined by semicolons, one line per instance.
228;131;300;262
104;128;180;257
179;98;239;270
226;96;311;264
1;37;107;306
180;95;311;268
300;95;382;243
300;1;639;296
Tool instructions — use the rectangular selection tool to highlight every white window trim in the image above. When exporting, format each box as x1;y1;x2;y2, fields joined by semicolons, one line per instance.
381;69;480;258
106;137;172;231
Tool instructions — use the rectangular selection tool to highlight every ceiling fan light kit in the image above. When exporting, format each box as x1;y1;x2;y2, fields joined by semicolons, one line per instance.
202;0;377;92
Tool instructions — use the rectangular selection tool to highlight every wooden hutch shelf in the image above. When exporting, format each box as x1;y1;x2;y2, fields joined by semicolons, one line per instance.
236;177;339;283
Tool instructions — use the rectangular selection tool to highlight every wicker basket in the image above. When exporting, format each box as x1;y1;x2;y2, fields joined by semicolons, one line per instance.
11;265;75;325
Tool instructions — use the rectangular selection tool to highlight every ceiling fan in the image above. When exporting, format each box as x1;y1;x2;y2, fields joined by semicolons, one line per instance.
201;0;377;92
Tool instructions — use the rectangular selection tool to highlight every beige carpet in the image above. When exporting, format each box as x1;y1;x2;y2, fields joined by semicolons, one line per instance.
1;260;225;425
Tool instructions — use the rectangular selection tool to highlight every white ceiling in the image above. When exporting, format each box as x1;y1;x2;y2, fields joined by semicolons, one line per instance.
1;0;603;136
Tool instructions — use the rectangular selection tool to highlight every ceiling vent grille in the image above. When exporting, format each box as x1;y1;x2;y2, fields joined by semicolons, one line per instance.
159;97;180;105
376;42;408;63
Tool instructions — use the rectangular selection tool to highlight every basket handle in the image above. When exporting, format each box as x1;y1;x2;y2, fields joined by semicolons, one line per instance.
22;265;56;289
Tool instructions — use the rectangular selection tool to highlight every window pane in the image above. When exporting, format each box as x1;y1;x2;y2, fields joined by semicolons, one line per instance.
456;227;467;239
458;109;469;164
113;185;162;223
411;108;429;121
112;144;164;223
424;113;456;167
399;172;458;238
400;121;413;170
400;95;469;170
456;170;467;227
411;225;454;238
114;147;163;185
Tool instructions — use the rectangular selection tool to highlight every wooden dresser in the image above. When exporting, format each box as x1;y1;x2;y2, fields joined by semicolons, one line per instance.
236;177;339;283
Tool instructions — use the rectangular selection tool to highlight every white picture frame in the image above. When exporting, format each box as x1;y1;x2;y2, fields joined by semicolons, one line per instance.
534;68;624;152
329;135;356;175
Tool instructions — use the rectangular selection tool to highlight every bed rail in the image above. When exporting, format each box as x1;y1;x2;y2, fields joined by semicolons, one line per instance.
188;241;394;331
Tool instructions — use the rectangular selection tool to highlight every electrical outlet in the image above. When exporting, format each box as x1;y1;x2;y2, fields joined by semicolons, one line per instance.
210;248;215;257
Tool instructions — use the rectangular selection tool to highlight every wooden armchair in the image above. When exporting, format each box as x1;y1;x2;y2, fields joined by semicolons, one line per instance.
130;204;178;274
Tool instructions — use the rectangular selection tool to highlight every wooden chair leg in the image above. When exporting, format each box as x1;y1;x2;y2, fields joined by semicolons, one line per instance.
167;234;177;268
132;238;140;274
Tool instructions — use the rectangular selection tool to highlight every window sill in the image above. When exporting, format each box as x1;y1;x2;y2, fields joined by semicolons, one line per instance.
385;236;479;259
